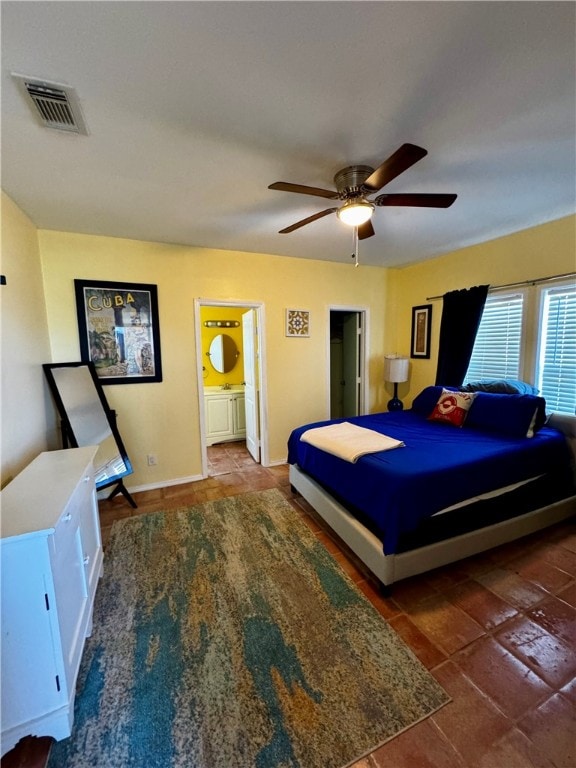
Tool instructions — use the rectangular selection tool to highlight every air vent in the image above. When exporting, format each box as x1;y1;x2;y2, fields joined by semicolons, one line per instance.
12;74;88;134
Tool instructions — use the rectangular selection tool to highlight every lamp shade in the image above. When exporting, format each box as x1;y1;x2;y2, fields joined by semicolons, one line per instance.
384;356;409;383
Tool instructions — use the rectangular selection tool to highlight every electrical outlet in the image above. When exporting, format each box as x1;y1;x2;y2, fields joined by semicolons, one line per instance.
147;454;157;466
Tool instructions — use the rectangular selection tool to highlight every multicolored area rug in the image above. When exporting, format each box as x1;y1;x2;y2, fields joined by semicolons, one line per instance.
48;488;449;768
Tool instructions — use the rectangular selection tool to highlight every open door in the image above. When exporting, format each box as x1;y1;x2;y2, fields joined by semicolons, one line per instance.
330;310;364;418
242;309;260;462
342;312;360;417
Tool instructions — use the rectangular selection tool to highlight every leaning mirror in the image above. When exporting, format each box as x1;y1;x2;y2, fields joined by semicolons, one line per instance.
208;334;239;373
43;362;136;507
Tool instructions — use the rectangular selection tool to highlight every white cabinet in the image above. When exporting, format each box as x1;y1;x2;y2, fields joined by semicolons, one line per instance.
0;447;102;756
204;389;246;445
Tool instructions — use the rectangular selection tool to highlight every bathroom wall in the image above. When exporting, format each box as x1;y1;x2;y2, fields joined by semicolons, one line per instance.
200;306;247;387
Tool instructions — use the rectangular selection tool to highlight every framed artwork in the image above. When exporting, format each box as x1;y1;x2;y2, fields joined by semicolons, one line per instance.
286;309;310;337
411;304;432;359
74;279;162;384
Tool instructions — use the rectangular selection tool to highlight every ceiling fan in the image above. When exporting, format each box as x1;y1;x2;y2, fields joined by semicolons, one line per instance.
268;143;457;240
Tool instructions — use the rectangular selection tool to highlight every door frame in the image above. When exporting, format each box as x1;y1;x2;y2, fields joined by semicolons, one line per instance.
194;298;268;477
327;306;369;417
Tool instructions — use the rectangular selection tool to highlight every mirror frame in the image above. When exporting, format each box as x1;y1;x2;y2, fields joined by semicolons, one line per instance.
43;361;134;492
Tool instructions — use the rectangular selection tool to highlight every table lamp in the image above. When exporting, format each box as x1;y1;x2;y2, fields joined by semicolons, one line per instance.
384;355;409;411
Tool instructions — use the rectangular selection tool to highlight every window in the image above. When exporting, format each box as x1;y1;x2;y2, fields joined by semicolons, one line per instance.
465;278;576;414
537;284;576;414
466;292;524;382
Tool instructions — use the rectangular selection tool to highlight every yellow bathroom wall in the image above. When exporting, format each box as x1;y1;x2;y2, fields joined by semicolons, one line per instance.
200;306;246;387
37;228;389;488
388;215;576;402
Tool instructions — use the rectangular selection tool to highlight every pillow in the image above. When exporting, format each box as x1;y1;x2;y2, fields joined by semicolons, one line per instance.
460;379;539;396
465;392;547;438
411;385;458;416
428;389;477;427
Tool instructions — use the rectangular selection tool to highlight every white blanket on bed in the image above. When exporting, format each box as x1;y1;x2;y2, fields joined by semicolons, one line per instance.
300;421;404;463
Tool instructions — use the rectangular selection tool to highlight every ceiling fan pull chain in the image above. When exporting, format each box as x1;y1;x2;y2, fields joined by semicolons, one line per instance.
351;226;359;267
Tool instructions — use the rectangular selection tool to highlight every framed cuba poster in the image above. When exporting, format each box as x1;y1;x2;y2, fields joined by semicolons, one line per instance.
74;279;162;384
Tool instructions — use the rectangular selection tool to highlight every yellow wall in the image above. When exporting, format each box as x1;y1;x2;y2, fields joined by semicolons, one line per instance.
388;215;576;401
0;192;55;486
3;189;573;494
200;306;246;387
37;229;389;488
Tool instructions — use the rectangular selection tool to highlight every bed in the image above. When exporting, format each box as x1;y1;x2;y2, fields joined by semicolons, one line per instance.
288;385;576;588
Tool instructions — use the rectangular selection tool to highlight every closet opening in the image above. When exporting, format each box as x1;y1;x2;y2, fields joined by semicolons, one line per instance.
329;309;367;419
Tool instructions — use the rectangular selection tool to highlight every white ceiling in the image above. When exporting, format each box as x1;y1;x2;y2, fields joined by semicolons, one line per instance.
1;1;575;268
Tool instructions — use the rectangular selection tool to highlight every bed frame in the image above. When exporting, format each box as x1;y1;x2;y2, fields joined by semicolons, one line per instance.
289;413;576;587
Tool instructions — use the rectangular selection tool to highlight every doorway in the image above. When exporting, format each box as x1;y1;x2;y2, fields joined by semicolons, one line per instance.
195;299;267;478
329;309;367;418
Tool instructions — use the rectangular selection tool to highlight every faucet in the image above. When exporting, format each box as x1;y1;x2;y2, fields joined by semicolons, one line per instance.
221;383;231;390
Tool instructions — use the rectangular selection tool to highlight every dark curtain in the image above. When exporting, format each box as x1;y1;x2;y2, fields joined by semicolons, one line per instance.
435;285;489;387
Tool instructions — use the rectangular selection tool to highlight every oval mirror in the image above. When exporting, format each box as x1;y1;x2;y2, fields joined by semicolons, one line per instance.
209;334;238;373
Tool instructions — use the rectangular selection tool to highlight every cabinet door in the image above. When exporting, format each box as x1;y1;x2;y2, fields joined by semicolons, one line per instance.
52;524;87;693
234;393;246;434
1;538;64;735
205;395;234;441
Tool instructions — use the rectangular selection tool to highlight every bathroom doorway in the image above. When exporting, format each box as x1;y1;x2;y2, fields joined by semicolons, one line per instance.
329;309;367;418
194;299;267;478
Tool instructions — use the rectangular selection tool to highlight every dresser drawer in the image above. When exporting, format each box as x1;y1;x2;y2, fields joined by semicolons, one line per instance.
52;503;81;558
52;473;93;557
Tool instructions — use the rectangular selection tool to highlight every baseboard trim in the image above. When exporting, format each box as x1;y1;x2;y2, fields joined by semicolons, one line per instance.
109;459;288;497
98;474;204;497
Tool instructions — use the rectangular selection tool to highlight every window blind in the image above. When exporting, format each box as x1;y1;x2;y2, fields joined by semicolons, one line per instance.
465;293;524;382
537;285;576;414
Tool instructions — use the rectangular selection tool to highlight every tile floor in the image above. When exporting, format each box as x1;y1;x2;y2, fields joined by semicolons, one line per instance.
3;441;575;768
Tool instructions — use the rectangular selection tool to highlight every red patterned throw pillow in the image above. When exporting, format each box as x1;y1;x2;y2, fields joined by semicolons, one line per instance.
428;389;476;427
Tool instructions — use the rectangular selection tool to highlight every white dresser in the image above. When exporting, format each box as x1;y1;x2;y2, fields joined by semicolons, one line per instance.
0;447;102;756
204;388;246;445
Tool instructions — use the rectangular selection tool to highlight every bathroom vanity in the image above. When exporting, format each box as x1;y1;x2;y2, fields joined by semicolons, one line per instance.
204;387;246;445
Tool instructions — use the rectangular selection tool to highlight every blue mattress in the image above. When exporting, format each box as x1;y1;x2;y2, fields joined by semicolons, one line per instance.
287;410;571;555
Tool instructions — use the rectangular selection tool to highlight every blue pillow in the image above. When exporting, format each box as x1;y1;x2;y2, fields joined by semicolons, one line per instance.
411;386;459;416
465;392;547;438
461;379;539;395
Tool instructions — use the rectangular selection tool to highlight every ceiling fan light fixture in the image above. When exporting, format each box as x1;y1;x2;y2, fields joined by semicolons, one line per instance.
337;200;374;227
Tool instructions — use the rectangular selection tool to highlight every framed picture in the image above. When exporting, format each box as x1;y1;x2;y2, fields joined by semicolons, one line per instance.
411;304;432;359
74;279;162;384
286;308;310;337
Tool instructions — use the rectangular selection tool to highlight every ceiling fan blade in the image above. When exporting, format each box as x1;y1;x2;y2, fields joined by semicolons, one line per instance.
269;181;339;200
278;207;338;234
363;144;428;192
374;193;457;208
358;220;375;240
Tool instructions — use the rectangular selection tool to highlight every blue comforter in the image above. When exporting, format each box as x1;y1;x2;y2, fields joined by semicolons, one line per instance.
287;410;571;554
